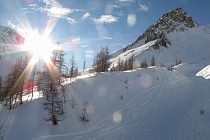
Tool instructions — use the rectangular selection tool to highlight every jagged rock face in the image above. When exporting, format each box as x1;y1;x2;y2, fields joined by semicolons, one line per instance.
123;7;198;52
156;7;198;33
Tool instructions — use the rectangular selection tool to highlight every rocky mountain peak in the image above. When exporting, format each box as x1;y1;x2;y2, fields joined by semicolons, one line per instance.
158;7;198;32
122;7;198;52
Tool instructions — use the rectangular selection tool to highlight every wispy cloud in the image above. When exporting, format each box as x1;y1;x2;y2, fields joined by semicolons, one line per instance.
103;37;113;40
24;0;84;24
115;0;135;7
41;0;78;23
139;3;149;11
94;15;118;24
82;12;91;20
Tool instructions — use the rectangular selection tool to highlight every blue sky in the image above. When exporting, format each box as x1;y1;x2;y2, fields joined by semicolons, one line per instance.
0;0;210;70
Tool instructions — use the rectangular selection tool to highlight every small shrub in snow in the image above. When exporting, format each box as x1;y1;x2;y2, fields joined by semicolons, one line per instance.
123;77;128;89
52;114;58;125
71;97;77;109
124;78;128;85
80;102;89;122
0;124;4;140
168;65;174;71
199;107;205;115
175;58;182;66
120;95;123;100
161;63;165;67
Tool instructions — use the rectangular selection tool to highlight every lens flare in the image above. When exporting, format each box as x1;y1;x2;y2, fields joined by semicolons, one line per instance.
21;30;56;63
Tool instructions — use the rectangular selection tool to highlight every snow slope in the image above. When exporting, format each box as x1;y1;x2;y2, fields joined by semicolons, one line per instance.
1;64;210;140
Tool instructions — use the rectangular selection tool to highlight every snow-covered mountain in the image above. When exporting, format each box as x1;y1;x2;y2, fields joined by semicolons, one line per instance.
1;7;210;140
0;25;24;58
110;7;209;69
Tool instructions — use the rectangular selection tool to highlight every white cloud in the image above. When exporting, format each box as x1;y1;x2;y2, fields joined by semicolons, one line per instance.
127;14;136;28
139;4;149;11
42;6;71;18
94;15;118;24
43;0;60;7
66;18;76;24
24;0;83;24
42;0;72;18
82;12;90;20
105;2;114;14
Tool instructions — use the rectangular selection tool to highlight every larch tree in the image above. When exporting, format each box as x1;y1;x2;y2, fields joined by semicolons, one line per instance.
150;56;156;66
93;47;110;72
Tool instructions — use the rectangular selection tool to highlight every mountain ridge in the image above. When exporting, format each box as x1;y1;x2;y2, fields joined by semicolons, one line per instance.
109;8;210;70
111;7;199;58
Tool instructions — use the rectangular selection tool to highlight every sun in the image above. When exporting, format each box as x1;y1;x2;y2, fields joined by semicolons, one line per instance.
21;30;55;63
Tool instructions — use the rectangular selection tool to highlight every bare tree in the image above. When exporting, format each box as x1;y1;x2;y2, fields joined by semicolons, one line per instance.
117;57;124;71
140;59;148;68
128;55;134;70
69;53;78;80
1;56;29;109
93;47;110;72
83;59;86;73
150;56;156;66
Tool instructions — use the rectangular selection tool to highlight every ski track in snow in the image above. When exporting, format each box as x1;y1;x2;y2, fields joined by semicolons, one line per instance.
1;66;209;140
31;68;187;140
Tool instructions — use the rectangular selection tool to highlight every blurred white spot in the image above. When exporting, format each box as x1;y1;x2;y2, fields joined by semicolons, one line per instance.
105;2;113;14
96;24;108;40
139;73;152;88
127;14;136;28
25;0;34;4
82;12;90;20
113;111;122;124
97;86;106;96
72;37;80;43
85;50;94;59
64;36;80;49
86;104;95;115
